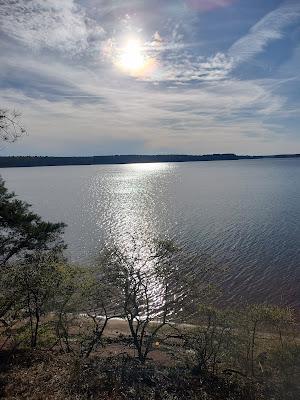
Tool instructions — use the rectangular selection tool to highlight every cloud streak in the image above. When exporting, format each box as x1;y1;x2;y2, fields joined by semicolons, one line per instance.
229;0;300;65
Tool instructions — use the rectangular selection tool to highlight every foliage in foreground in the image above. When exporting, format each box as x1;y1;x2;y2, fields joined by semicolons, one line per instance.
0;178;299;399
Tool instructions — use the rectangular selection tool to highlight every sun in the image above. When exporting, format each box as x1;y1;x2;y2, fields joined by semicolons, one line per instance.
116;37;153;76
119;39;145;71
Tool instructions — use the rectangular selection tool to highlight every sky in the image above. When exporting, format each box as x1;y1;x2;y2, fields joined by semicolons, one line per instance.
0;0;300;156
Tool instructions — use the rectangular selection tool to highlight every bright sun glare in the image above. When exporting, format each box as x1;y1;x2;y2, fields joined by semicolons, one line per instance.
117;37;151;76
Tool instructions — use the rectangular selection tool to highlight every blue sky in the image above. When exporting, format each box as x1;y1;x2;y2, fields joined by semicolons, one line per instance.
0;0;300;155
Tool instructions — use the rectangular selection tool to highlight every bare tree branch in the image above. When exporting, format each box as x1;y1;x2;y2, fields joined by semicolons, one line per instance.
0;109;27;145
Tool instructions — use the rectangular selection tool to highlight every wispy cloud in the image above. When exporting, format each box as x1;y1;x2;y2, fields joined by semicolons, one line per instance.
0;0;105;55
147;52;233;83
229;0;300;65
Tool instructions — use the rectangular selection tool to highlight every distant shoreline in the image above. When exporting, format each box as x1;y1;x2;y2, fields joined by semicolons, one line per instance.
0;153;300;168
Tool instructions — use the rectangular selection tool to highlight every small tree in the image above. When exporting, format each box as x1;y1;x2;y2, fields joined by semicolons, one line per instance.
0;251;68;350
51;262;124;357
79;275;122;358
237;304;294;377
184;305;236;375
95;239;215;363
53;264;85;354
15;252;65;348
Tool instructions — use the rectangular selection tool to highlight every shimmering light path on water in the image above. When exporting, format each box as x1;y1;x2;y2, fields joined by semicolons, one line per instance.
1;159;300;307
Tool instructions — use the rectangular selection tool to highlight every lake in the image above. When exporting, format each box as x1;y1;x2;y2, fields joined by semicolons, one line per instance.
1;159;300;308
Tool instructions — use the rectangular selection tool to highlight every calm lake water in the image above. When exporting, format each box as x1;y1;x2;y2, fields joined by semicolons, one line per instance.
1;159;300;307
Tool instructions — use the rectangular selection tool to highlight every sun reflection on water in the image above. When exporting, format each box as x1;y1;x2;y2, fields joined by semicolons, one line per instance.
123;162;170;173
87;163;172;257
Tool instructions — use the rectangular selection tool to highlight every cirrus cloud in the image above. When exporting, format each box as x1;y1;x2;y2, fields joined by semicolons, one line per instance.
0;0;105;55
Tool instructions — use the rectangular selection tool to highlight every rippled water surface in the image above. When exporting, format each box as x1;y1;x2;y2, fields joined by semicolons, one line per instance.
1;159;300;307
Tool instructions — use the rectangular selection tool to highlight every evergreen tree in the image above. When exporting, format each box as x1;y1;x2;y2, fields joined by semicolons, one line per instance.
0;177;66;266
